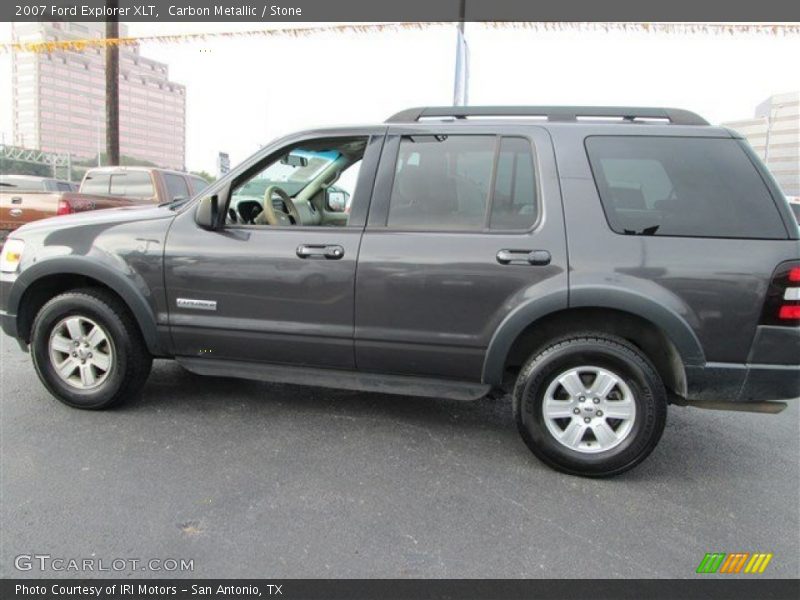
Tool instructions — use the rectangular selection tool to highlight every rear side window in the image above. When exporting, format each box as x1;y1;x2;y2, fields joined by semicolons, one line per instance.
586;136;787;239
164;173;190;202
109;172;155;199
387;135;537;231
490;137;537;230
81;173;110;195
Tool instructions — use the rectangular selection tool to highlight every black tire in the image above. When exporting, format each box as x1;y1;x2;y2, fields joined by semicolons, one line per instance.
513;333;667;477
30;288;152;409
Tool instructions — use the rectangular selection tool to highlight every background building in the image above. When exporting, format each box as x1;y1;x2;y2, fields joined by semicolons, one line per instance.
723;92;800;197
11;22;186;170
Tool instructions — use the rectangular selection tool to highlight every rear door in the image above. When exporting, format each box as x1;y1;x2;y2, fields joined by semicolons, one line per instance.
354;124;568;381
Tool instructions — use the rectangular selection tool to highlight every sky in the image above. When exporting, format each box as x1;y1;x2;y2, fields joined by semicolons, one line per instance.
1;22;799;173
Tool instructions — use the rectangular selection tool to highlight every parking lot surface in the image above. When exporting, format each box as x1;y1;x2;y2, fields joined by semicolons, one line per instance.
1;333;798;578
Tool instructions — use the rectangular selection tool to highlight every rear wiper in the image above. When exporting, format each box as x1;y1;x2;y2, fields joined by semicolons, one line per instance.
641;225;659;236
622;225;660;236
161;197;191;209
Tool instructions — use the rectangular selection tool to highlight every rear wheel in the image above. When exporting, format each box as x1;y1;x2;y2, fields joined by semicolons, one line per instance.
513;334;667;477
31;288;152;409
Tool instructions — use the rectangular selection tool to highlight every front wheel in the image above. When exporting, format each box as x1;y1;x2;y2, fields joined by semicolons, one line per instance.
513;334;667;477
31;288;153;409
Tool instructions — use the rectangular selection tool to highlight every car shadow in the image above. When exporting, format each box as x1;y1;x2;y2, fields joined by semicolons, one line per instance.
124;359;794;482
134;359;516;435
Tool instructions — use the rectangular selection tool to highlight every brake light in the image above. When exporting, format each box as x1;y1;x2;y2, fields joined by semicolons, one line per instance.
761;261;800;327
778;305;800;320
56;199;73;215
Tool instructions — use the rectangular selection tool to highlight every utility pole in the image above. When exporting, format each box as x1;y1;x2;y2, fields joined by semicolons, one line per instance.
453;0;468;106
105;0;120;166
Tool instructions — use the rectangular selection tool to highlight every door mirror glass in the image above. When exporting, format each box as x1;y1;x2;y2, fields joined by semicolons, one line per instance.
326;189;349;213
195;195;219;230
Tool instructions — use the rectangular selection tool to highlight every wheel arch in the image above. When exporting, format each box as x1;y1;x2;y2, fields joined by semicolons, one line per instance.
483;292;706;397
11;258;163;355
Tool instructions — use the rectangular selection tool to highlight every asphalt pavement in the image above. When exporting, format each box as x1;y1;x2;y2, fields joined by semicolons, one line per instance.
1;332;798;579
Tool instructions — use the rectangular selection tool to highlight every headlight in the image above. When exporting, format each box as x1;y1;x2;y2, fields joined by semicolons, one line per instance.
0;239;24;273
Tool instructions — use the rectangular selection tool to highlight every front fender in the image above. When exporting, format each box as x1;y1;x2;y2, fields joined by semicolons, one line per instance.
9;257;162;355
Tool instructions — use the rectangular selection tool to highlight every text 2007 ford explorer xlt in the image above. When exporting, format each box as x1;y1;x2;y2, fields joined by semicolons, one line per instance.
1;106;798;477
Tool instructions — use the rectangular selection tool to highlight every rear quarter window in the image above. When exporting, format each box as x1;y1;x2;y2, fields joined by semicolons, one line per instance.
81;173;110;195
109;172;155;200
585;136;787;239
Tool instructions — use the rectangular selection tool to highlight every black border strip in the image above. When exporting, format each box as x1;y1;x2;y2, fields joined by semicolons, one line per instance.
2;579;799;600
3;0;800;23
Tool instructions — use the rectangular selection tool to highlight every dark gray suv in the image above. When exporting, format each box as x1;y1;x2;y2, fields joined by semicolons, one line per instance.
2;106;798;477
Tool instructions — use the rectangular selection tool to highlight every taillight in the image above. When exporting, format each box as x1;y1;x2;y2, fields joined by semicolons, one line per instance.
761;261;800;326
779;306;800;320
56;199;73;215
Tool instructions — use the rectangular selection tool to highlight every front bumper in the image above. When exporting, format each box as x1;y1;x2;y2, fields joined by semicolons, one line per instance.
0;271;22;346
0;309;17;339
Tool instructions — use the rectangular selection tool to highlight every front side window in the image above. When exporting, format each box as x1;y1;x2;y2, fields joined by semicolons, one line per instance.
387;135;538;231
490;137;537;230
586;136;787;239
228;137;367;227
109;172;155;200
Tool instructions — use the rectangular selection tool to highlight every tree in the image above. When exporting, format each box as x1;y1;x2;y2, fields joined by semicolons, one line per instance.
190;170;216;183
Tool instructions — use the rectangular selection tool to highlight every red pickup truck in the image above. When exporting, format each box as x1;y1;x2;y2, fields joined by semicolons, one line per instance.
1;168;209;241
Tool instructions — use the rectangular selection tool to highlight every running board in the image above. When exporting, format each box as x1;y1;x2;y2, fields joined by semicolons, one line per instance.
671;398;788;414
177;357;491;401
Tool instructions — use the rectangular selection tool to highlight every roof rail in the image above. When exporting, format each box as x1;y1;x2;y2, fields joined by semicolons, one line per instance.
386;106;709;126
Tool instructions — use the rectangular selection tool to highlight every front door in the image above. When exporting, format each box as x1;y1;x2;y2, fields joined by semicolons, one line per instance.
164;131;384;368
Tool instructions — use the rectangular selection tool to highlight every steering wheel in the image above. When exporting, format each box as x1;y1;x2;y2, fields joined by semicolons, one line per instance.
255;185;302;226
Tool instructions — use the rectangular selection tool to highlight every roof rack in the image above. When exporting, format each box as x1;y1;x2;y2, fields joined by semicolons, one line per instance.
385;106;709;126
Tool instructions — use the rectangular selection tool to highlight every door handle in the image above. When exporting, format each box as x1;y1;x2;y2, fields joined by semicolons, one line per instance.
9;208;23;217
296;244;345;260
11;196;22;204
496;249;551;266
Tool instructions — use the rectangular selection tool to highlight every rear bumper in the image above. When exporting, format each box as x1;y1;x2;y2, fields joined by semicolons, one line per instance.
685;325;799;402
739;364;800;401
685;363;799;402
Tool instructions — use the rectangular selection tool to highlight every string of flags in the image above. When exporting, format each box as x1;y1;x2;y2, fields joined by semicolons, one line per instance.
1;21;799;55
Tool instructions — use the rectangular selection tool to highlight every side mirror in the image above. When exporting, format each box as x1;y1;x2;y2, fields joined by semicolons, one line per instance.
326;189;348;213
195;194;219;230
